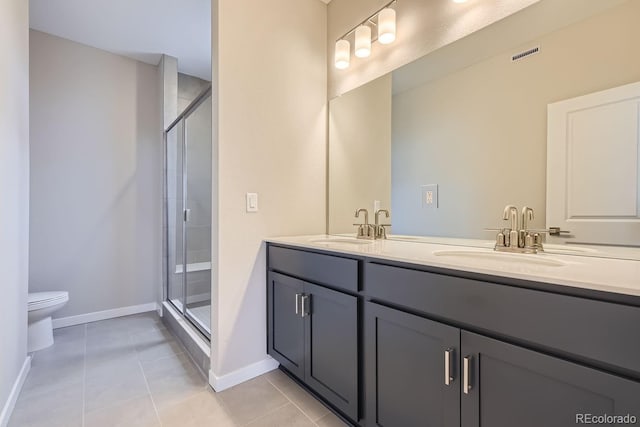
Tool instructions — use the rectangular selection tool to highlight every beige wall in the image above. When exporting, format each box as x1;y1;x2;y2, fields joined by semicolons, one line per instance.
0;0;29;419
329;74;391;234
29;31;162;318
392;0;640;238
327;0;538;98
212;0;327;382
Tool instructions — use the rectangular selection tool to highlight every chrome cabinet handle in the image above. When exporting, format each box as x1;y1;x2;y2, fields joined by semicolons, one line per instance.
444;349;454;386
301;294;310;317
463;356;472;394
295;293;301;315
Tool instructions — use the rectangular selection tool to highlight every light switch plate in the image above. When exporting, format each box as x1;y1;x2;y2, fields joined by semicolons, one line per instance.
246;192;258;212
421;184;438;209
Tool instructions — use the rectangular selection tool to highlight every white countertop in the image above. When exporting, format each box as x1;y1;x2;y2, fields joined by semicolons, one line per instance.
266;235;640;298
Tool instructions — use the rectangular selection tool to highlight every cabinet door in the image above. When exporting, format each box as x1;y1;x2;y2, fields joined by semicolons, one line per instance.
461;331;640;427
267;272;305;379
304;283;359;421
365;302;460;427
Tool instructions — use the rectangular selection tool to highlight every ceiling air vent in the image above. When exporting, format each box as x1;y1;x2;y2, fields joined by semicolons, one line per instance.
511;46;540;62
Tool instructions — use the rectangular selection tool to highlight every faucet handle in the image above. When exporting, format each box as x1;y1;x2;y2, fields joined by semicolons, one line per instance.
376;224;391;239
353;209;375;239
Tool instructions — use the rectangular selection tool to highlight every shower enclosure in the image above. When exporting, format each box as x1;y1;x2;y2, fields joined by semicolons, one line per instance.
164;86;212;339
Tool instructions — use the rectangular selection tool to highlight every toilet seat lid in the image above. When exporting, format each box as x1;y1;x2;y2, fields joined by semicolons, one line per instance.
28;291;69;310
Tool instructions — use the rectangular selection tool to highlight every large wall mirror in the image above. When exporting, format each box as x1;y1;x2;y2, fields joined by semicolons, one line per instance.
328;0;640;259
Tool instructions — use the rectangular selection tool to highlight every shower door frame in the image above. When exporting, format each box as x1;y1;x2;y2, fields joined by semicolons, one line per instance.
163;85;212;340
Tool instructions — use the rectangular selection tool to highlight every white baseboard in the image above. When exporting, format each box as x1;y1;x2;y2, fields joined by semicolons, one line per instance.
0;356;31;427
52;302;159;329
209;357;279;392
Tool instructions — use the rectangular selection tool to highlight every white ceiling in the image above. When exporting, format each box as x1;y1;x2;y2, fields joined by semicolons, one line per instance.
29;0;212;80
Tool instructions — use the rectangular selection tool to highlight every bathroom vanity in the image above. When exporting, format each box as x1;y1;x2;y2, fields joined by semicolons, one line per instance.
265;236;640;427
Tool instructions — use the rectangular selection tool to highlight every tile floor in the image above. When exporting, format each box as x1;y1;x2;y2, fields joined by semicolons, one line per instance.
9;312;348;427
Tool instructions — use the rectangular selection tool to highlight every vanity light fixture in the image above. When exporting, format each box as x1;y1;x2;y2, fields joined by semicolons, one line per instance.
334;0;397;69
355;25;372;58
334;39;351;69
377;7;396;44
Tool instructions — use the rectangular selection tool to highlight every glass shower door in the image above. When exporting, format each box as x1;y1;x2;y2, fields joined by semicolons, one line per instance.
164;86;212;340
166;122;185;312
183;94;212;337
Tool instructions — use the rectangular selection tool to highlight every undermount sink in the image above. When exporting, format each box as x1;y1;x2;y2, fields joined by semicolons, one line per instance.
432;250;567;267
310;237;374;246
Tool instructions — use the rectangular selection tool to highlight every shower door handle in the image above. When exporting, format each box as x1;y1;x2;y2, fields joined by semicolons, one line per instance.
183;209;192;222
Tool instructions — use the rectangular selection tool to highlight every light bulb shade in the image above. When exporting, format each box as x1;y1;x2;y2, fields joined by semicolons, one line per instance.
335;39;350;69
354;25;372;58
378;8;396;45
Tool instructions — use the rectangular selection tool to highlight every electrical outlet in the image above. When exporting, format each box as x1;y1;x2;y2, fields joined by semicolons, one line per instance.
421;184;438;209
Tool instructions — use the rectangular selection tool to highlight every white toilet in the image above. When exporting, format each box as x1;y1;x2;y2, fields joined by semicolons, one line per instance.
27;291;69;352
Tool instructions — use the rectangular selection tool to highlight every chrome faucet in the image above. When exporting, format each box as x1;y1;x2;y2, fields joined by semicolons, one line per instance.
494;205;542;253
502;205;519;248
374;209;391;239
521;206;537;249
522;206;534;230
354;208;375;240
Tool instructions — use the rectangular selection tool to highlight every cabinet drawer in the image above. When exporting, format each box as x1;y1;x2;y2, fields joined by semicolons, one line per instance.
268;245;358;293
365;262;640;376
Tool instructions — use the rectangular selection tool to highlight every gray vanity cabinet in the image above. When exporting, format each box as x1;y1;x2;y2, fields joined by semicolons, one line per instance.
461;331;640;427
268;272;305;379
304;282;358;420
365;302;640;427
267;248;359;421
267;243;640;427
364;261;640;427
365;302;460;427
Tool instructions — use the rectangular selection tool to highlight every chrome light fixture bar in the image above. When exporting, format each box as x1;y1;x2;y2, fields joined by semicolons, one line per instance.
334;0;397;70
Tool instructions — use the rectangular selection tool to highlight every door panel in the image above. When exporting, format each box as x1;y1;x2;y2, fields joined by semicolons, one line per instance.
183;94;212;337
304;283;358;420
166;122;185;311
366;302;460;427
547;81;640;245
268;272;305;379
461;331;640;427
